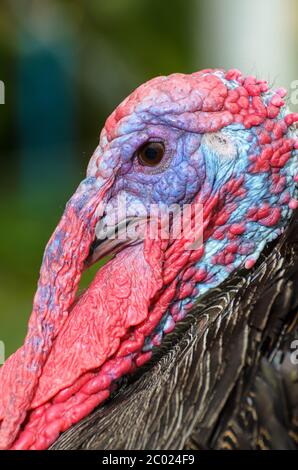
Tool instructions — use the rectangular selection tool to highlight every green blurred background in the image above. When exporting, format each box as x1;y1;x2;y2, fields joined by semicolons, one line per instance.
0;0;297;358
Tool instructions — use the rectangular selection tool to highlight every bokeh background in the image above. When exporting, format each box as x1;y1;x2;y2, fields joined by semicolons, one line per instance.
0;0;297;358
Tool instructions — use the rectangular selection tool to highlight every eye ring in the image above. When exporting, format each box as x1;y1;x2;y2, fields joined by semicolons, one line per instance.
137;141;165;167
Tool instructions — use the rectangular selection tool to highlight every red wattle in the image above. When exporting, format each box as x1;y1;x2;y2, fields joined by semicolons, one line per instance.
7;242;164;450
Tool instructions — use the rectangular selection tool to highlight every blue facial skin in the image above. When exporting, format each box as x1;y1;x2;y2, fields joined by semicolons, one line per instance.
104;126;247;232
107;126;204;209
99;109;298;354
105;119;296;237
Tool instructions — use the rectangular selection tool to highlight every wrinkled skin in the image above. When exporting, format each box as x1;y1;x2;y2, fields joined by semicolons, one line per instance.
0;69;298;450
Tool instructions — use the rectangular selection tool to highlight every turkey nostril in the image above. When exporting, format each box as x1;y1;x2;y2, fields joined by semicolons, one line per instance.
85;217;144;268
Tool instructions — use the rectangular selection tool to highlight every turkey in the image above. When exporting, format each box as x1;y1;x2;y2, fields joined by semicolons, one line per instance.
0;68;297;450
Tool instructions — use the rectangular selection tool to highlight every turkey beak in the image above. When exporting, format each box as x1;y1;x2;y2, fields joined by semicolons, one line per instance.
85;216;146;268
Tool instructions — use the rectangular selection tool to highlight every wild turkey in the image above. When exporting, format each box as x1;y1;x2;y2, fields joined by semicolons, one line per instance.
0;69;297;450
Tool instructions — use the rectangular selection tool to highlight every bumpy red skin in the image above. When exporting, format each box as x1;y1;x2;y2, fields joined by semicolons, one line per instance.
0;69;297;450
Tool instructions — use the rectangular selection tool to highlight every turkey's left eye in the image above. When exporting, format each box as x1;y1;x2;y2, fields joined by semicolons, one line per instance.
137;141;165;166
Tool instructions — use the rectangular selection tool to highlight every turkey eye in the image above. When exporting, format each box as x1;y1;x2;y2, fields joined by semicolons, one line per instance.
137;141;165;166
